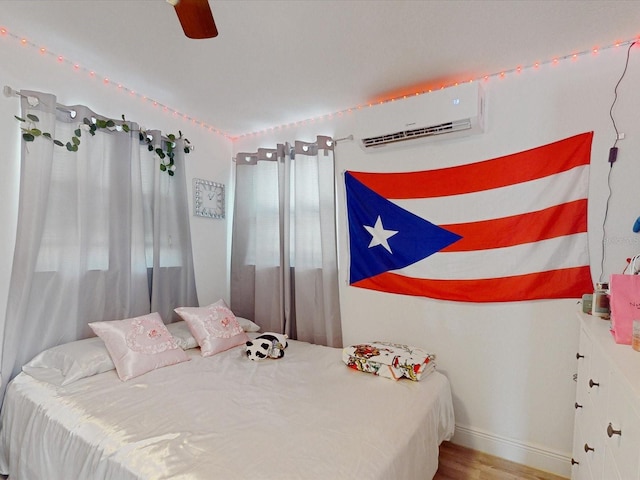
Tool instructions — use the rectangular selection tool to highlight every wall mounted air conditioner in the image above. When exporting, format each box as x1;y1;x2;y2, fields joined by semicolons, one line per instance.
355;82;485;150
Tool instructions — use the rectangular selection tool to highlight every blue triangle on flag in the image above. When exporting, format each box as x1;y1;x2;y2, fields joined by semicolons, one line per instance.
345;171;462;284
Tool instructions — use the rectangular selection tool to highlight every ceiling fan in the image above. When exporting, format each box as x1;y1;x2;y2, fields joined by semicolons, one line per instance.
167;0;218;39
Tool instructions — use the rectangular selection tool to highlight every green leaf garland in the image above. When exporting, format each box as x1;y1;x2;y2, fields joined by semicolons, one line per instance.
15;113;191;176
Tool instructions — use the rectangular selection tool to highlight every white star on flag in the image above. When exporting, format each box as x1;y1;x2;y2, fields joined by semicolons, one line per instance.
364;216;398;253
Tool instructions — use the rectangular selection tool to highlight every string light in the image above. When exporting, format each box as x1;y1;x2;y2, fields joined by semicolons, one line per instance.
1;24;637;142
0;26;233;140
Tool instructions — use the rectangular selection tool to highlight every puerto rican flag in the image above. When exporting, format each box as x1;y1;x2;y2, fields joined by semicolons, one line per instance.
345;132;593;302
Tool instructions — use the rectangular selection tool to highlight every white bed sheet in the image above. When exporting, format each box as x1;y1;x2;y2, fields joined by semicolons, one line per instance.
0;338;454;480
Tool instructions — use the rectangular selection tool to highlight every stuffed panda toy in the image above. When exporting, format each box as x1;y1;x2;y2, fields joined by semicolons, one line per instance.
245;332;288;361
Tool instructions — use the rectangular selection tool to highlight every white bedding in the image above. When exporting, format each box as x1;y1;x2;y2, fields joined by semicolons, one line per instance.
0;338;454;480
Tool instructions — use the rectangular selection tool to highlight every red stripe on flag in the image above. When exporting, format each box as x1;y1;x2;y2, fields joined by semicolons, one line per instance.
441;199;588;251
350;132;593;199
353;266;593;302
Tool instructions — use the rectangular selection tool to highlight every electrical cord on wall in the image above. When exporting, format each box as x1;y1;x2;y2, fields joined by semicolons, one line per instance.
600;41;636;282
600;164;614;282
608;41;636;145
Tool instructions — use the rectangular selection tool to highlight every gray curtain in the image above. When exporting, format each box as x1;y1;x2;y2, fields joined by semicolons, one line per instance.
141;130;199;323
230;136;342;347
0;91;198;404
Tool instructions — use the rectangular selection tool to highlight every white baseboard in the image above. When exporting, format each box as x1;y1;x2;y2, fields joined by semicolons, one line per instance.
449;424;571;478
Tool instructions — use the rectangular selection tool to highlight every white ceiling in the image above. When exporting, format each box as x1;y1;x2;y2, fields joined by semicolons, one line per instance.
3;0;640;138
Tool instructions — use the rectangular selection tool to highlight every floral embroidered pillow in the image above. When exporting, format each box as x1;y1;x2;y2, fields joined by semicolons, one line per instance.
174;300;249;357
166;317;260;351
89;312;189;381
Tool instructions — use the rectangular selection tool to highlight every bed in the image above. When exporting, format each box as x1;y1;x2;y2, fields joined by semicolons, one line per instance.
0;311;454;480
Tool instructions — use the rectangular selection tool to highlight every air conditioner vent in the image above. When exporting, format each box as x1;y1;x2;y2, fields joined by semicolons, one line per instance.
352;82;485;151
362;118;472;148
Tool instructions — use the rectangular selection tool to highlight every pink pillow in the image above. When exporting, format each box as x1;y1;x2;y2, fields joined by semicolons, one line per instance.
89;312;189;381
174;300;249;357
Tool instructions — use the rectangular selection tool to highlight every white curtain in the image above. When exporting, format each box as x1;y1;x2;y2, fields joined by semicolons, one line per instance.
0;91;198;401
230;136;342;347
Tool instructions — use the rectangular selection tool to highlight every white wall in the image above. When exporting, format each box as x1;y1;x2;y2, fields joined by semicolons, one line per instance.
234;46;640;476
0;37;234;343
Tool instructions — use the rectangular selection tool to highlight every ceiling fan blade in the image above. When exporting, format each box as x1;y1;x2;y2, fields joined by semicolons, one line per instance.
172;0;218;39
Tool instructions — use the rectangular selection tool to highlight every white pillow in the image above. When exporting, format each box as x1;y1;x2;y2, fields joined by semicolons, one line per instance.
22;336;115;386
237;316;261;333
166;321;199;350
174;300;249;357
89;312;189;381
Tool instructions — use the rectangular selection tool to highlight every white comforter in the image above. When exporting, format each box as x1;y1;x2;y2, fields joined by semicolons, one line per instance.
0;338;454;480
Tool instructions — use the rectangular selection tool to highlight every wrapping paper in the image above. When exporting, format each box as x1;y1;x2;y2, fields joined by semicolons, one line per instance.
343;342;436;381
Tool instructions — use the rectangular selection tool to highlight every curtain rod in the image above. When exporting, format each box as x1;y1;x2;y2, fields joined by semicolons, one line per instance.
3;85;77;116
232;136;338;163
334;134;353;143
3;85;195;156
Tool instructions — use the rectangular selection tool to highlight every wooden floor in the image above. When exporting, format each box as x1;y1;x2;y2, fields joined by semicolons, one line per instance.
434;442;568;480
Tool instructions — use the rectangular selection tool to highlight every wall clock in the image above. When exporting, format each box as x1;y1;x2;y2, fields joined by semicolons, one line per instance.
193;178;225;219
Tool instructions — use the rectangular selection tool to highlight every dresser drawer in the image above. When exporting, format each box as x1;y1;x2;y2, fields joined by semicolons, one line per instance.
582;408;606;479
575;327;592;408
585;340;609;416
603;445;623;480
605;369;640;480
572;421;594;480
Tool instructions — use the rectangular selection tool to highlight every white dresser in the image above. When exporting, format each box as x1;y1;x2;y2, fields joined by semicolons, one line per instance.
572;312;640;479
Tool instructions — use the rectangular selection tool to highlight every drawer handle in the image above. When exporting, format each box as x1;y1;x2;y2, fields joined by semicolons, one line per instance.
575;402;583;409
571;458;580;466
584;443;595;453
589;379;599;388
576;352;584;360
607;423;622;438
